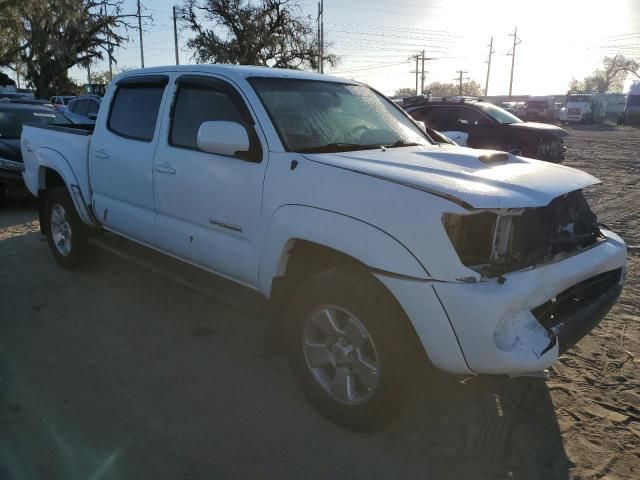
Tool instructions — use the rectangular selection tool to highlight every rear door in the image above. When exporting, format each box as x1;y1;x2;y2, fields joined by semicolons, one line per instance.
89;75;170;244
153;74;267;287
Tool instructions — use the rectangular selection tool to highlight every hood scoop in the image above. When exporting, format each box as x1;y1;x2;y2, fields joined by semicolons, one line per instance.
477;151;509;164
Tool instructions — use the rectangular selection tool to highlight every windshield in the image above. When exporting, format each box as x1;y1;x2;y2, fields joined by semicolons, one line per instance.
0;109;70;138
248;78;430;153
475;102;522;124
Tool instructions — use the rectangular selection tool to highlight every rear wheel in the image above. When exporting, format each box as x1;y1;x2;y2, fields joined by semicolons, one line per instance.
286;266;419;432
44;187;88;270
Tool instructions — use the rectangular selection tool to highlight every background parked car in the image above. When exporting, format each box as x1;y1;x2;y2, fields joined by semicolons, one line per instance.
49;95;76;112
404;97;568;162
64;95;101;123
0;103;71;204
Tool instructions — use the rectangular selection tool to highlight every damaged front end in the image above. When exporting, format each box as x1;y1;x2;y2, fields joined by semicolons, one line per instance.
442;190;604;278
438;190;625;369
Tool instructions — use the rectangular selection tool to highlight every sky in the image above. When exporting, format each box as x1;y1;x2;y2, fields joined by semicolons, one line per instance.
69;0;640;96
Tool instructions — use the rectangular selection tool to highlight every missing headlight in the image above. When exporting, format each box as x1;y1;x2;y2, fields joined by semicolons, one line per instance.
443;190;603;278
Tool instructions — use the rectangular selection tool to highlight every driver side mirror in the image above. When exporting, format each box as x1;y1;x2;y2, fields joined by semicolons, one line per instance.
197;121;250;158
87;112;98;121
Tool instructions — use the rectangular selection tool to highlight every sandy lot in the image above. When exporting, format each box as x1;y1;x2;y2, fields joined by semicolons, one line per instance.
0;126;638;479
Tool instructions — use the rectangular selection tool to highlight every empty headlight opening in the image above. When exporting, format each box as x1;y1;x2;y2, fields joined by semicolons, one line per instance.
443;190;604;278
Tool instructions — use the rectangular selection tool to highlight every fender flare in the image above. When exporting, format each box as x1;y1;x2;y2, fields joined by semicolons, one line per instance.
35;148;97;227
258;204;429;297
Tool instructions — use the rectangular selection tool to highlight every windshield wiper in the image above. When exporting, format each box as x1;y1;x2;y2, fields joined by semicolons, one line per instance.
297;143;383;153
385;140;421;148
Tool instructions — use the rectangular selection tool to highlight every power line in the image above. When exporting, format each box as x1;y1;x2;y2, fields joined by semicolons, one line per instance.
329;20;460;37
331;60;410;74
327;28;458;43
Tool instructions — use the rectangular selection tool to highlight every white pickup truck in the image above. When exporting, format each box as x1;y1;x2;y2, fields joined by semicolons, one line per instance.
21;65;626;431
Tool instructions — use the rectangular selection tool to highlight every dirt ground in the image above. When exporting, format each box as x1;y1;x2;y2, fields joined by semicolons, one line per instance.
0;126;638;480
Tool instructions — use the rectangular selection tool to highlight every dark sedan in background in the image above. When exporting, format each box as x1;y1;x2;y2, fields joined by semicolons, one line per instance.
0;103;70;203
404;97;568;163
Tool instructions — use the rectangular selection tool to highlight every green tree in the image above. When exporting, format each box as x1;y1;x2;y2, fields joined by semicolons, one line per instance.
180;0;336;70
90;70;113;86
571;55;640;93
393;87;417;97
2;0;137;98
0;0;22;69
426;81;482;97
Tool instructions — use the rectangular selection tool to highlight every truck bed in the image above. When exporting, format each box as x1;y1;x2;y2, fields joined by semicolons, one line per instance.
21;123;94;203
26;122;95;135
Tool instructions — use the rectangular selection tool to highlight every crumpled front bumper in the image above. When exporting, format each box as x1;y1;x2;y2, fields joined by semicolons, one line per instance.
378;228;626;375
432;229;626;374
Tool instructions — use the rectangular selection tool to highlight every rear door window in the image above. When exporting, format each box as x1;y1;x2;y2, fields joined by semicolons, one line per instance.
108;84;165;141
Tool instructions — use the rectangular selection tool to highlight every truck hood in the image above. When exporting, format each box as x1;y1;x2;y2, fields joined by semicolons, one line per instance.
303;145;599;209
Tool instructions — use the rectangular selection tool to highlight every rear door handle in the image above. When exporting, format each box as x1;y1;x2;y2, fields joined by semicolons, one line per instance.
155;163;176;175
94;148;109;160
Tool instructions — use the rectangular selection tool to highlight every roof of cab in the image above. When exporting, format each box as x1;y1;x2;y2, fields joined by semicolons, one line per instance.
114;64;356;85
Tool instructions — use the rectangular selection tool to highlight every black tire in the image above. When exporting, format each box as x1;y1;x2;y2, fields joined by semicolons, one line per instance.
286;266;419;432
44;187;88;270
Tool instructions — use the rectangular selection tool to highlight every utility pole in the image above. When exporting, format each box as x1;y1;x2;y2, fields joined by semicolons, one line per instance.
420;50;425;95
137;0;145;68
320;0;324;74
507;27;521;97
455;70;469;96
484;36;494;97
317;2;321;72
409;53;420;95
173;5;180;65
87;63;91;85
102;5;113;81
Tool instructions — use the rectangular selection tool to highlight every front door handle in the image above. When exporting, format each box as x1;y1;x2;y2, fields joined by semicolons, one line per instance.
155;163;176;175
94;148;109;160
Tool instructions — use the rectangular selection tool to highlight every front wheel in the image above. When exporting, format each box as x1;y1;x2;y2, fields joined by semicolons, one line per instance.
286;267;419;432
44;187;88;270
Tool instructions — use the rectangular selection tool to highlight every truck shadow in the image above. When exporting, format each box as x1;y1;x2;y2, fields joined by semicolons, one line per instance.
395;373;571;479
0;213;571;480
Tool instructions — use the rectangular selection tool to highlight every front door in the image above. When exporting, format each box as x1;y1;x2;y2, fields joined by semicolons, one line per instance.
153;75;267;287
446;106;496;149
